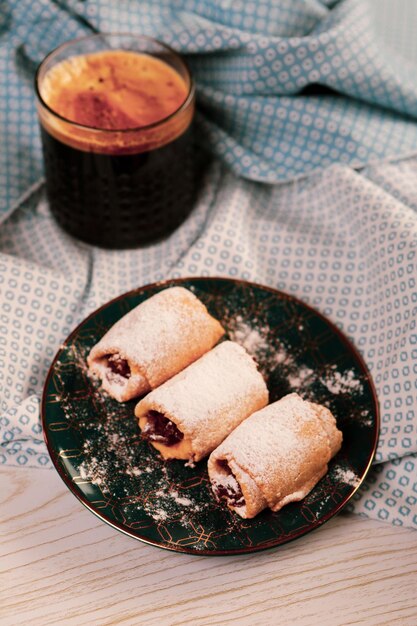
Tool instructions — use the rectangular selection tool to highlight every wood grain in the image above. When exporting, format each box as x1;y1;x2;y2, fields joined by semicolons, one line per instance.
0;466;416;626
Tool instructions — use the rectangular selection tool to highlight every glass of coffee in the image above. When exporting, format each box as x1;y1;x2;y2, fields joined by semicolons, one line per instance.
35;34;196;248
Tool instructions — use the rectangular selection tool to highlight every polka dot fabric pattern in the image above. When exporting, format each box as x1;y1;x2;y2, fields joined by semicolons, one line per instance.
1;0;417;531
2;0;417;216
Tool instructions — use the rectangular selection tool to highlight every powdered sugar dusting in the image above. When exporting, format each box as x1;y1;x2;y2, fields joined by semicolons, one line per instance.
138;464;210;525
287;365;314;388
321;366;363;394
77;429;210;527
226;312;365;407
333;466;361;487
229;315;270;354
359;409;374;427
228;315;287;375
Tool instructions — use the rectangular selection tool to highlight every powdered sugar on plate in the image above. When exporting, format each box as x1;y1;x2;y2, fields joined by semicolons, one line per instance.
227;315;364;398
333;466;361;487
138;463;210;526
227;315;287;375
321;366;363;395
74;403;211;528
229;315;270;355
287;365;315;388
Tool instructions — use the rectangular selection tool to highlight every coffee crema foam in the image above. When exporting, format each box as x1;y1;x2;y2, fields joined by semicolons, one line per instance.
38;50;193;154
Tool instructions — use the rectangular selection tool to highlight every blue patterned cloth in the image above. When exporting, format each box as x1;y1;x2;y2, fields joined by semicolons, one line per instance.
1;0;416;530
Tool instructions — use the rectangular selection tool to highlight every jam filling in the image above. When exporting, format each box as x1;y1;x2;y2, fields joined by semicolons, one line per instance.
106;353;131;379
142;410;184;446
213;459;246;508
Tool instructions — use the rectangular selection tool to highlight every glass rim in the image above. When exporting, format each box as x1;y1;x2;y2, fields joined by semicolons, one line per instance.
35;32;195;134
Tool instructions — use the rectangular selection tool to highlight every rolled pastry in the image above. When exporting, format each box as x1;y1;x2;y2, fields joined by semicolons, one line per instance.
87;287;225;402
208;393;343;518
135;341;269;463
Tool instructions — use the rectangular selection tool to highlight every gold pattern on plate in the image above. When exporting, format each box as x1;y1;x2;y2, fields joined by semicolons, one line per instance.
58;448;82;459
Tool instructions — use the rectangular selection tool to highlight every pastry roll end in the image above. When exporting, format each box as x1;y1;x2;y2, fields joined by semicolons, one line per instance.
137;409;194;461
88;353;150;403
207;456;268;519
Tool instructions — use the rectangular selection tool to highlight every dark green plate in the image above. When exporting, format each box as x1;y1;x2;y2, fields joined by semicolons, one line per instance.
42;277;379;555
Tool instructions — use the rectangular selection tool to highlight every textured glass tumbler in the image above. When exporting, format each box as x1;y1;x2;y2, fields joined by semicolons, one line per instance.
35;34;196;249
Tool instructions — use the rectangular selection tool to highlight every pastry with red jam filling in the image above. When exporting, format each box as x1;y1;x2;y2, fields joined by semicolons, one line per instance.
208;393;343;518
87;286;225;402
135;341;269;463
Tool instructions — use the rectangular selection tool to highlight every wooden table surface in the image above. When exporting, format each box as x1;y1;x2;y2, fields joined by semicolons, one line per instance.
1;465;416;626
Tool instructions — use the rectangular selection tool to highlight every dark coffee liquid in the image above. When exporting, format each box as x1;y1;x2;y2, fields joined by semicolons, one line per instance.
40;124;195;248
38;49;195;248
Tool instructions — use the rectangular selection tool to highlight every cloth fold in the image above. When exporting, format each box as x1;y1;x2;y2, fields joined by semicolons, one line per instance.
0;0;416;531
